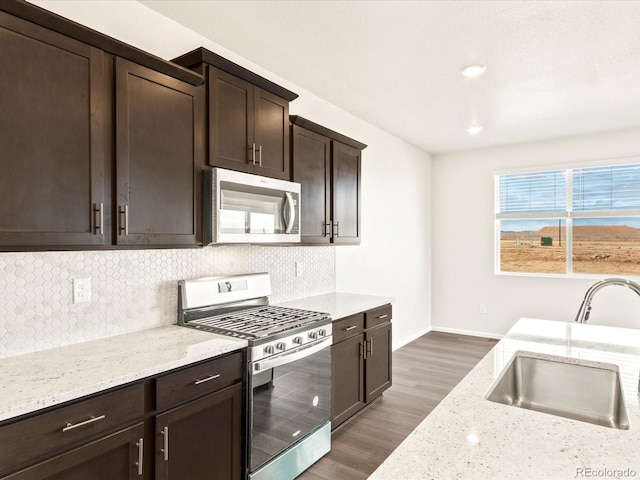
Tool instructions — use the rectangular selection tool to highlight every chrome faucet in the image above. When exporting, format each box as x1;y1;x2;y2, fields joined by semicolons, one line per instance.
574;278;640;324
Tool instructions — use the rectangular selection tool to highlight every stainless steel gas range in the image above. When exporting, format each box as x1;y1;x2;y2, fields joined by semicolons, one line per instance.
177;273;332;480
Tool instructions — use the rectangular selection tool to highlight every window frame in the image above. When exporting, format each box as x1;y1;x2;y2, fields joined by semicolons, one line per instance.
494;156;640;279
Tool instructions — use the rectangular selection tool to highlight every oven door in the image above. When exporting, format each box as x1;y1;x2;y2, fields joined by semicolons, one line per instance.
249;337;331;473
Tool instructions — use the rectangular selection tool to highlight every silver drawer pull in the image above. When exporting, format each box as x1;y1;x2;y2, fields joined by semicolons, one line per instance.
344;325;357;331
377;314;388;319
161;426;169;461
62;414;106;432
136;438;144;476
194;374;221;385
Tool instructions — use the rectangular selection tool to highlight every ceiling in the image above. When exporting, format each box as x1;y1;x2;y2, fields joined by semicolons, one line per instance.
138;1;640;154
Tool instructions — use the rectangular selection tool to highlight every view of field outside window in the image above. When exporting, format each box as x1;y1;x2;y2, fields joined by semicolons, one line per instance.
497;163;640;276
499;219;566;274
572;218;640;275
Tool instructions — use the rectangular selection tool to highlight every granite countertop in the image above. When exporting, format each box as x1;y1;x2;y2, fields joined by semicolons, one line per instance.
370;318;640;480
0;326;247;423
277;292;395;320
0;292;393;424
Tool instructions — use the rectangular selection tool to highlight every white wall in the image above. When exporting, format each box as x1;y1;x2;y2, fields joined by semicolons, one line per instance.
432;128;640;336
27;1;433;349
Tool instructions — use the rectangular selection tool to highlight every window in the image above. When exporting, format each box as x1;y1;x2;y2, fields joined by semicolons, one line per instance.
496;163;640;276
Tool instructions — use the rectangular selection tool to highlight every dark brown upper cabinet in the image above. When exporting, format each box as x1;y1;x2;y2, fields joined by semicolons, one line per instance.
0;2;205;251
173;48;297;181
115;58;204;247
290;116;366;245
0;11;109;249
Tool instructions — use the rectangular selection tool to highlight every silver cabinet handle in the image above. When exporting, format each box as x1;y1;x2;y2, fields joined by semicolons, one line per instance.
367;338;374;356
333;221;339;237
62;414;106;432
377;314;388;320
194;373;220;385
250;143;256;165
119;205;129;235
94;203;104;235
258;144;262;167
322;221;331;237
135;438;144;476
160;426;169;461
360;341;366;360
344;325;357;331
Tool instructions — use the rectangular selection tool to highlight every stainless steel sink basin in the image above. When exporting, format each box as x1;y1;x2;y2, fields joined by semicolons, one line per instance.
484;351;630;430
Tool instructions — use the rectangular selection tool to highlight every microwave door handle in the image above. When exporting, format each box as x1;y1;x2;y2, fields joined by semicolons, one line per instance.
252;337;331;374
284;192;296;234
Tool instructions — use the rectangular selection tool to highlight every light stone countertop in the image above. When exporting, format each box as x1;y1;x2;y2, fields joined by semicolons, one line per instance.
277;292;395;320
0;292;392;424
0;326;246;423
370;318;640;480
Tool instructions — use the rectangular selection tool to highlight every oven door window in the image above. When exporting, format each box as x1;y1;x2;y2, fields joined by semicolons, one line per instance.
250;344;330;472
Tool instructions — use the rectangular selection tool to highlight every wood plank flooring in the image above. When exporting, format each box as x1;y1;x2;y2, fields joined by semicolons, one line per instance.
299;331;498;480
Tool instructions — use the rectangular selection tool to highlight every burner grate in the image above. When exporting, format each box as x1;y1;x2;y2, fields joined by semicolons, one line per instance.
188;305;328;339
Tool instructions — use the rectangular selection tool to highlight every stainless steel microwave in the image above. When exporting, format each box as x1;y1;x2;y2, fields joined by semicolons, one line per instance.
204;168;301;244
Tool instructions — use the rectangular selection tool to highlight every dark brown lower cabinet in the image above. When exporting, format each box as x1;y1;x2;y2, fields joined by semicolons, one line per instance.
1;423;144;480
365;323;393;403
0;352;244;480
155;382;242;480
331;305;392;429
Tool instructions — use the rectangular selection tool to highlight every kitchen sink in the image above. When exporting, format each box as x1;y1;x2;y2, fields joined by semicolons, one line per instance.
484;351;630;430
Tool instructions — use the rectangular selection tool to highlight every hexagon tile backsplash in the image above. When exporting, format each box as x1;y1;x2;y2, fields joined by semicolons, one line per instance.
0;245;335;358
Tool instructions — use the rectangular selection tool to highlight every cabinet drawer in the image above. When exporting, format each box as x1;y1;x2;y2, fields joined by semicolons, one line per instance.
0;383;143;476
365;305;392;329
156;351;243;410
332;313;364;343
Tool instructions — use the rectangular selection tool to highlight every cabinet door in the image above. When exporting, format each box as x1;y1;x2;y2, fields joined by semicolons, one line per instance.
0;12;108;249
115;57;204;246
331;334;365;429
254;89;290;180
364;323;392;403
291;125;331;244
1;424;144;480
155;383;242;480
208;66;254;173
331;141;361;245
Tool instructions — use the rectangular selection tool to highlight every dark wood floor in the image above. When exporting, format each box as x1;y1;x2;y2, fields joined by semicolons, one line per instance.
299;331;498;480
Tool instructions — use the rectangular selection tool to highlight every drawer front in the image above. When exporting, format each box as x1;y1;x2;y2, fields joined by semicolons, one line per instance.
332;313;365;343
156;351;243;410
365;304;392;329
0;383;144;476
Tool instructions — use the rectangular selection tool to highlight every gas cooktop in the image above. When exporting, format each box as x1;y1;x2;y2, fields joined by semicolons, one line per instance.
186;305;329;340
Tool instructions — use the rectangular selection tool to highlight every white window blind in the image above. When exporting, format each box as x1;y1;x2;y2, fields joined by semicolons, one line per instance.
572;164;640;212
498;170;566;217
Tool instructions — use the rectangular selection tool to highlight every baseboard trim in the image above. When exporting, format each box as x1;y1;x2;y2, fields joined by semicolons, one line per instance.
392;327;432;351
430;326;503;340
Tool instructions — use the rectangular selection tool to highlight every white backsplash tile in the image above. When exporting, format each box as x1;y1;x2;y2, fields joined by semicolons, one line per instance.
0;245;335;358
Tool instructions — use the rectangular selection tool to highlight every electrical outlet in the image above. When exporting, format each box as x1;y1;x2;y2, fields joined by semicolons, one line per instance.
295;261;303;277
73;277;92;304
479;304;487;314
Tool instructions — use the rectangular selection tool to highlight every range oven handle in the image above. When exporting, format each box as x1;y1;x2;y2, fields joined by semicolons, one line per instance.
252;337;331;374
284;192;296;234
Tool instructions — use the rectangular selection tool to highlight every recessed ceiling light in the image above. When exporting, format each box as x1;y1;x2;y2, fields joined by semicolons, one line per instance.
461;64;487;78
467;124;483;135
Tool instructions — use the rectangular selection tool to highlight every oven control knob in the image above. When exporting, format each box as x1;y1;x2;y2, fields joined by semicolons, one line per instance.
264;345;275;354
309;331;317;340
293;336;303;345
318;329;327;337
276;342;286;351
